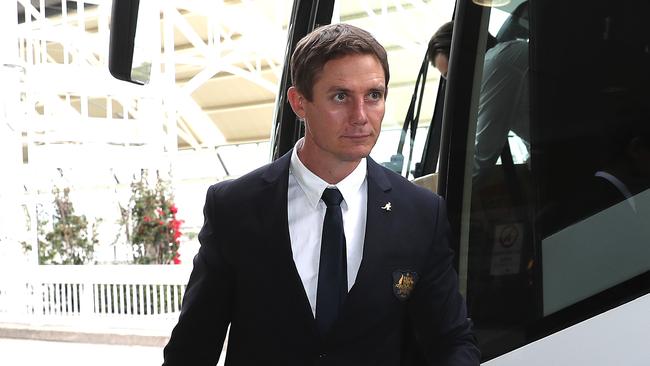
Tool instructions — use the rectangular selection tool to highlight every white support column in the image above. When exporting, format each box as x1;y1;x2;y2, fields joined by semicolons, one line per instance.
0;1;31;267
163;1;178;165
77;1;89;119
1;2;32;322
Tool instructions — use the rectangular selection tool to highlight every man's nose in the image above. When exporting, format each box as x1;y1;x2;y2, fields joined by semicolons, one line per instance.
350;98;368;125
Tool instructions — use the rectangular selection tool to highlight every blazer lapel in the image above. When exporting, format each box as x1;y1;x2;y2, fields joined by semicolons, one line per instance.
351;157;393;295
261;151;319;335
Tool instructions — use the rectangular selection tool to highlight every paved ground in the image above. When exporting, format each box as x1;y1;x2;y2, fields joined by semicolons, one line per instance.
0;337;228;366
0;338;164;366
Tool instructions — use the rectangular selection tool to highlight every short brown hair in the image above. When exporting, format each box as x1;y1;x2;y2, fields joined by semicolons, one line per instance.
290;23;389;101
428;21;453;66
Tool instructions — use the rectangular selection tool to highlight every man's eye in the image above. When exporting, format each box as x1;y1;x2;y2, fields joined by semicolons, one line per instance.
369;91;382;100
334;93;346;102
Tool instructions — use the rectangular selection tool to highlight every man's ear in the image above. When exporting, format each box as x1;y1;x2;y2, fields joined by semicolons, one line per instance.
287;86;306;120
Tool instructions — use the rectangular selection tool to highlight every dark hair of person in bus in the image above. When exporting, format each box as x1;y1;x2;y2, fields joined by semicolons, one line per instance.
289;23;390;101
428;0;529;77
427;21;453;76
427;21;498;78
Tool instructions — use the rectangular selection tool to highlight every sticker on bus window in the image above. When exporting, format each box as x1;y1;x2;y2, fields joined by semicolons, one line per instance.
490;223;524;276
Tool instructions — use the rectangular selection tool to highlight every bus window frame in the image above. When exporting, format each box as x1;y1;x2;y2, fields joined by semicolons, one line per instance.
270;0;335;161
436;1;488;277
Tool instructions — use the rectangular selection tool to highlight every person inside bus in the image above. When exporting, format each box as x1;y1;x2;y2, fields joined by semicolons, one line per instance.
428;4;530;178
162;23;479;366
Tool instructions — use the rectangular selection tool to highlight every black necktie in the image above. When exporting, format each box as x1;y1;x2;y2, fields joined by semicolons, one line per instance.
316;188;347;335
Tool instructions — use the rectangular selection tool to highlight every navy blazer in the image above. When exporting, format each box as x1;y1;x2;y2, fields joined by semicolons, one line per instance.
163;152;479;366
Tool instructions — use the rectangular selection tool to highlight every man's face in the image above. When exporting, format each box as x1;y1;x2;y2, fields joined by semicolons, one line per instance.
290;54;386;167
434;53;449;79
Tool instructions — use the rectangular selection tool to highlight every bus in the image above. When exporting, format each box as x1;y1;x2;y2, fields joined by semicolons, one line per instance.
110;0;650;364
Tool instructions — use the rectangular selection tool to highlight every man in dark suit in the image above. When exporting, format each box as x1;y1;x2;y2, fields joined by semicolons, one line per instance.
163;23;479;366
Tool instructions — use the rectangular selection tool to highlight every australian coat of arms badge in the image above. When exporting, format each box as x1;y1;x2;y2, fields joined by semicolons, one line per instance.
392;270;418;301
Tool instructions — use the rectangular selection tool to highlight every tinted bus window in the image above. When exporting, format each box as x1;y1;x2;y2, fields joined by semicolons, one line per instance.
460;0;650;360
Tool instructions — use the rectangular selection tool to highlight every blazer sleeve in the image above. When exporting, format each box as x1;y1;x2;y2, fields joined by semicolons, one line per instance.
163;185;234;366
408;197;481;366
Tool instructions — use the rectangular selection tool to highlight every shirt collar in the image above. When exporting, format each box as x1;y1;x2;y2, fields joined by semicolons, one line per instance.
290;138;367;208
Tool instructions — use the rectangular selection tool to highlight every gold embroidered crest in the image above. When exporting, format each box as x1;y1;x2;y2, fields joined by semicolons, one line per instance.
392;271;418;300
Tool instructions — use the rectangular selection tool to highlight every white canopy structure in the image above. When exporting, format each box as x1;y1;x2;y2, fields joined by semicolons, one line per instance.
0;0;452;264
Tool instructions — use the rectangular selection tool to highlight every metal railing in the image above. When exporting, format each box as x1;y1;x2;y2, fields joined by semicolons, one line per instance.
0;265;192;332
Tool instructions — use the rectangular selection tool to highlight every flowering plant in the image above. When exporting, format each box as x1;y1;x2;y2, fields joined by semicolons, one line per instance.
121;170;183;264
22;186;99;265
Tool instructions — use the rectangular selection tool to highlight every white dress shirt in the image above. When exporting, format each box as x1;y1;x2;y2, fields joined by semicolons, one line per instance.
287;139;368;316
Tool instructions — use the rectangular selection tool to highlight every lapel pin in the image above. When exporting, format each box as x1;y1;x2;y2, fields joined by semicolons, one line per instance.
381;202;392;211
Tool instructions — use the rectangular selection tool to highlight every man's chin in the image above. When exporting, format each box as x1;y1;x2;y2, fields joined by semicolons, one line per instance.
339;148;372;162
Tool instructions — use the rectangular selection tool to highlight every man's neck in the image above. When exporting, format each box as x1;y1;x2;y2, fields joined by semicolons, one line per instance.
297;148;362;185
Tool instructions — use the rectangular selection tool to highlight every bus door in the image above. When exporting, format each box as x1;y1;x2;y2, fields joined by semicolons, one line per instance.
437;0;650;362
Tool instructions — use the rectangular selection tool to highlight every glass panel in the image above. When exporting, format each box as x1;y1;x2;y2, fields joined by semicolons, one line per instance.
464;3;533;358
463;0;650;360
531;0;650;316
